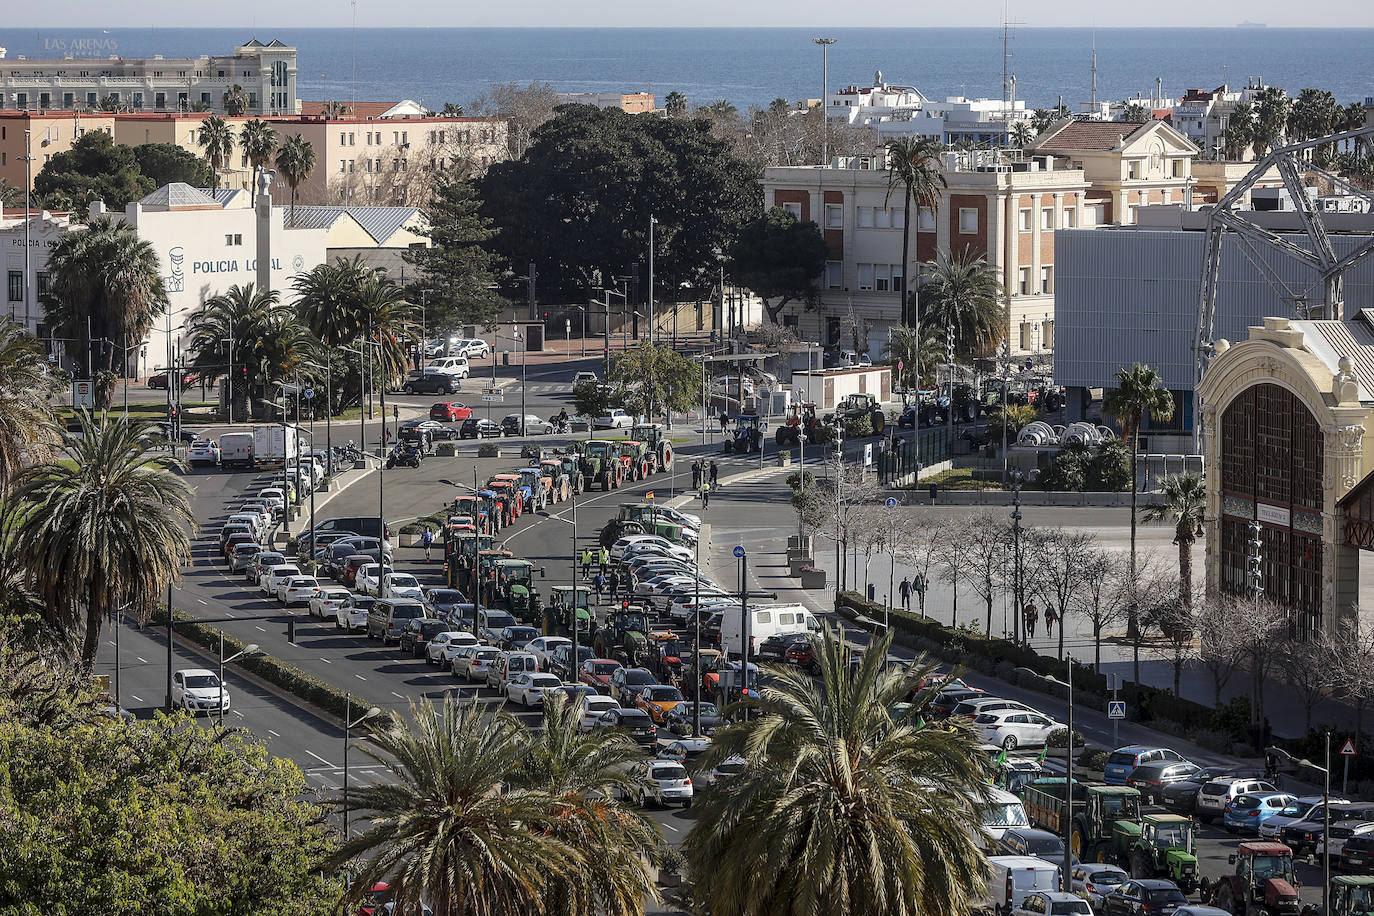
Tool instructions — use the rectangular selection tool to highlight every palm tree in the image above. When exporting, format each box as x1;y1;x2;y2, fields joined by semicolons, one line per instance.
664;91;688;118
884;136;947;334
0;319;59;490
1010;121;1036;148
686;627;991;916
294;257;365;348
221;84;248;116
0;178;21;208
1103;363;1175;635
44;216;168;377
197;115;235;190
1142;472;1206;614
331;696;661;916
917;251;1005;359
186;283;292;416
353;269;417;392
7;412;194;669
1251;87;1291;159
239;118;278;201
274;134;317;226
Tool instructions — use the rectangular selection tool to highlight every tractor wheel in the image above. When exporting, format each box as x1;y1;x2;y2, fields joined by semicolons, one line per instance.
1092;843;1114;865
1130;848;1152;879
872;411;886;435
639;459;649;480
659;443;674;471
1216;882;1238;916
1071;826;1087;860
597;471;608;492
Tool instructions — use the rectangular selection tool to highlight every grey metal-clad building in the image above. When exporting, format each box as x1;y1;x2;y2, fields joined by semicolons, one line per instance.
1054;206;1374;436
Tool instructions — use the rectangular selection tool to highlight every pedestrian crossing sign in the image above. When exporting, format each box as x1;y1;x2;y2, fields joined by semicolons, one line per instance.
1108;701;1126;719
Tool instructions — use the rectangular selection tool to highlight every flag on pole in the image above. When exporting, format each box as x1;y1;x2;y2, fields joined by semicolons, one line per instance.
645;491;655;500
995;749;1008;767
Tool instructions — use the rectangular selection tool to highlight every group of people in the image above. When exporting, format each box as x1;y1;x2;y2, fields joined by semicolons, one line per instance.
581;547;635;604
692;459;720;508
1019;601;1058;639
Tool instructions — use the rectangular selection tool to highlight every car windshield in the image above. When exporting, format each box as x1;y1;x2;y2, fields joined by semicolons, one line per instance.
626;670;655;684
1107;751;1139;766
393;605;424;619
1147;889;1188;905
389;575;419;587
620;712;652;725
1152;824;1192;847
1025;836;1065;856
1101;794;1140;821
1201;783;1228;795
592;662;619;675
1280;801;1316;817
429;590;463;603
646;687;684;702
717;761;746;775
684;703;717;716
985;802;1030;828
184;674;221;689
475;649;498;660
1051;905;1090;916
484;613;516;628
1091;871;1125;884
532;675;560;687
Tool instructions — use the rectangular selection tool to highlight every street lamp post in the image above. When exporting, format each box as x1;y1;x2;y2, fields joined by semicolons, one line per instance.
1010;469;1024;645
217;634;259;727
693;529;702;736
570;483;580;675
812;38;837;165
342;694;382;839
1269;741;1330;914
648;215;657;345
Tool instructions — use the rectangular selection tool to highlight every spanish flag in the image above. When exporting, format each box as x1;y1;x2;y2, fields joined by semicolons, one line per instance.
646;492;655;500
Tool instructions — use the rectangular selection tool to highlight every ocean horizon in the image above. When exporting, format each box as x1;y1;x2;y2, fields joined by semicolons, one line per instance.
2;27;1372;112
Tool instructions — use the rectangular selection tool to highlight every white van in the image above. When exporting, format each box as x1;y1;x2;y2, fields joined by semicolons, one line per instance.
981;786;1032;846
427;356;471;379
218;432;254;469
720;603;821;656
984;855;1062;915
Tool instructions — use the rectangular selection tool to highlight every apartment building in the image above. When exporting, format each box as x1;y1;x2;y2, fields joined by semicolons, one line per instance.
760;118;1200;357
556;92;656;114
0;110;116;190
0;40;297;116
827;72;1032;146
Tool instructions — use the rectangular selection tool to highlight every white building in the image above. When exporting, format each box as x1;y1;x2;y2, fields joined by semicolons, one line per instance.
827;72;1031;146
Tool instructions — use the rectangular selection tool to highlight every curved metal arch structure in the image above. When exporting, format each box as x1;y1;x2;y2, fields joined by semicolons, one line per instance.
1193;124;1374;451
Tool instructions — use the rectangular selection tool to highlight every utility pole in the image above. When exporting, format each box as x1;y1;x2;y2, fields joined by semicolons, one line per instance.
525;261;537;321
648;216;657;346
812;38;836;165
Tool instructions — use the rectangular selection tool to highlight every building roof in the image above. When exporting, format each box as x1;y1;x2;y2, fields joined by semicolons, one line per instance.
291;205;422;245
300;100;403;120
138;183;222;211
200;187;250;208
1030;119;1153;152
1294;317;1374;403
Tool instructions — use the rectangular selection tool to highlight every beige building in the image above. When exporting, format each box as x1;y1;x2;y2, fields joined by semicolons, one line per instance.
556;92;656;114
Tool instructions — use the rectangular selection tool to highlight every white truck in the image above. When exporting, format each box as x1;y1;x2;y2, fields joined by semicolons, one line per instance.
983;856;1062;916
719;603;821;657
218;432;255;470
252;425;302;469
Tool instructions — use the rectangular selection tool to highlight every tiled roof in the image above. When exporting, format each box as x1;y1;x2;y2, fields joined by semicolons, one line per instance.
138;182;221;210
1031;120;1153;152
290;205;422;244
299;100;397;119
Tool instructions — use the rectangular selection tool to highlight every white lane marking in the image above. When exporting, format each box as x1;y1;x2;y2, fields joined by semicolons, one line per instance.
268;729;281;737
106;640;116;648
321;658;333;664
305;749;336;767
130;694;144;702
390;691;404;699
197;599;208;606
225;612;235;618
255;626;265;632
232;710;245;718
136;656;148;664
661;823;679;833
355;674;367;681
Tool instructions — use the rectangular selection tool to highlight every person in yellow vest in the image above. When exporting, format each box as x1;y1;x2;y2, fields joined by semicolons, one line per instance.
598;547;610;576
580;548;593;579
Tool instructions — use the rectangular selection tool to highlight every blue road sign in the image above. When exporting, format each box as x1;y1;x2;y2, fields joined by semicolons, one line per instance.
1108;701;1126;719
303;388;314;400
885;497;898;508
733;545;745;558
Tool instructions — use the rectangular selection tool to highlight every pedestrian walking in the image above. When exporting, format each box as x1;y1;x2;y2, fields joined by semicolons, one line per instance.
610;571;620;602
898;576;912;610
692;462;701;490
581;548;593;580
593;572;606;603
1024;601;1039;639
701;480;711;509
1044;604;1057;638
598;547;610;576
421;528;433;563
719;411;729;434
710;460;719;488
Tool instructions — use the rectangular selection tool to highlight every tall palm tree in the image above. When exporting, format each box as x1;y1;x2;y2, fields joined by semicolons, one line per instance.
44;216;168;377
1010;121;1036;148
884;136;947;331
354;269;417;392
197;115;235;190
7;412;194;669
664;91;688;118
0;178;21;208
186;283;292;415
917;251;1005;359
0;319;59;490
275;134;317;226
294;257;366;348
331;696;661;916
1104;363;1175;635
239;118;278;201
1142;472;1206;614
686;627;991;916
221;84;248;117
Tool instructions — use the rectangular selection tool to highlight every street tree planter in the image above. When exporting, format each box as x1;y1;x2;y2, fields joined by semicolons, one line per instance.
800;567;827;589
435;442;456;457
318;477;333;492
397;532;420;547
353;458;367;469
788;556;814;576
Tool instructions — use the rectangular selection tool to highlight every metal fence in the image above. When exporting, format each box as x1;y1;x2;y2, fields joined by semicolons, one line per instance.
876;427;952;487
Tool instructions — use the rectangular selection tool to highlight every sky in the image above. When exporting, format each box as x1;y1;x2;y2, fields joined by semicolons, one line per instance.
6;0;1374;29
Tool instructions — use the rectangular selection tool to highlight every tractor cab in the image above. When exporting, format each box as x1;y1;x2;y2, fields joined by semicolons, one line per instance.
1143;816;1193;852
1327;877;1374;916
775;403;818;447
1204;841;1300;916
494;558;540;618
595;606;650;666
725;414;764;454
548;585;592;636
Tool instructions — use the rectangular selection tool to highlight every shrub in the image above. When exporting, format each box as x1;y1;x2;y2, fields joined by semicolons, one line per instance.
477;443;500;458
809;423;837;446
435;442;456;457
399;523;426;536
1041;443;1091;492
843;414;873;439
1047;727;1086;748
1079;748;1109;771
1089;438;1131;492
785;470;816;492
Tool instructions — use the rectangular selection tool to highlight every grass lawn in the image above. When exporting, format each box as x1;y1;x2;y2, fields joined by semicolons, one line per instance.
920;467;1005;491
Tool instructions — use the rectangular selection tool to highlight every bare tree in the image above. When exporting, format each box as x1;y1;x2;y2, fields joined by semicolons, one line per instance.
1123;551;1173;683
964;510;1013;639
1234;594;1295;728
1194;591;1252;706
1331;620;1374;746
468;80;561;160
938;514;978;628
1072;548;1131;672
823;456;881;592
1279;632;1339;733
1148;595;1194;697
898;515;944;619
1035;528;1099;659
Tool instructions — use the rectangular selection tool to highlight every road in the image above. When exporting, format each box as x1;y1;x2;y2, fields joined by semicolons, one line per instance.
98;349;1329;912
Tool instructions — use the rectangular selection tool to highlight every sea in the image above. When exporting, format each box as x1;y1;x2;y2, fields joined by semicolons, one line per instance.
2;27;1373;112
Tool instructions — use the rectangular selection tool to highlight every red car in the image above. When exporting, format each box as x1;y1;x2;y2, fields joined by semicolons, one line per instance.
579;658;622;693
148;371;197;390
430;401;473;422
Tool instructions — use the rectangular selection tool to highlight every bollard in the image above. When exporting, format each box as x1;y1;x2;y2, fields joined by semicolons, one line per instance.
287;617;296;644
929;483;938;504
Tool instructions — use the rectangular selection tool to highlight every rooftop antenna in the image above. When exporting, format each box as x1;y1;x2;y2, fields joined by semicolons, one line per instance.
351;0;358;112
1090;28;1098;109
1001;2;1023;147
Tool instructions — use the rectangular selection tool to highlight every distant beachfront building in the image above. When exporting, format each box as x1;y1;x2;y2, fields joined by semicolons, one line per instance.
826;71;1032;146
556;91;656;114
0;39;298;116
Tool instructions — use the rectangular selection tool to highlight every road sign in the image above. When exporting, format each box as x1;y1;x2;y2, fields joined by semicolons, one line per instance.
733;545;745;558
481;394;503;403
72;380;93;409
1342;738;1358;756
863;443;873;466
898;359;904;373
484;387;501;396
884;497;898;509
303;388;314;400
1108;701;1126;720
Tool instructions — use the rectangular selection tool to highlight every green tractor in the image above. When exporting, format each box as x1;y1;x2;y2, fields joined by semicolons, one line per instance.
1112;813;1199;893
630;423;675;473
559;454;584;495
1301;876;1374;916
444;531;495;590
594;606;650;667
599;502;685;549
547;585;593;638
1017;779;1142;863
579;439;624;492
492;558;542;621
828;392;886;436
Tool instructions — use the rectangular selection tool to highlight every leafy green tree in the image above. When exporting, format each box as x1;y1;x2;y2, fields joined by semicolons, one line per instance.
440;101;465;116
239;118;279;200
726;206;827;323
571;380;615;421
130;142;214;187
1041;442;1090;492
1103;362;1175;588
1087;438;1131;493
1142;471;1206;613
197;115;234;189
481;105;760;302
1122;103;1150;124
985;404;1040;445
0;178;20;208
664;91;688;117
686;627;991;916
43;215;168;377
885;136;947;326
1252;87;1291;158
917;250;1004;359
0;652;340;914
608;343;703;421
9;413;193;669
403;169;505;331
0;319;59;491
275;133;317;225
187;282;299;416
33;130;153;210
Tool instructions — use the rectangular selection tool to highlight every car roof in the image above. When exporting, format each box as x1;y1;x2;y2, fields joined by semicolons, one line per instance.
1007;827;1061;839
1135;879;1184;889
178;668;215;677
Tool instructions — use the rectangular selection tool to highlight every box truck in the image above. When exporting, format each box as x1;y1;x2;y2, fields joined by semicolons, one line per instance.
252;425;302;468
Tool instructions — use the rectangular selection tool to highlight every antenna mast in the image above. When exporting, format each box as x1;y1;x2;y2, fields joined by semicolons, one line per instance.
1090;29;1098;109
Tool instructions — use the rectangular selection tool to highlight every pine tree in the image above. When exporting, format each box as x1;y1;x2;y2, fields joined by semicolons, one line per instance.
403;170;505;332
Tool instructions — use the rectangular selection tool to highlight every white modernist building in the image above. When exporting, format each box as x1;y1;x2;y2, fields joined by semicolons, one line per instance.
827;72;1032;146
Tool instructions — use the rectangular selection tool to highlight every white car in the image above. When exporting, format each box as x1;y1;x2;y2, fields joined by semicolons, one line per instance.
379;572;422;599
622;541;695;564
309;586;352;619
577;694;620;732
655;504;702;530
335;596;372;632
465;647;501;683
438;630;482;665
355;563;393;596
427;356;471;379
975;710;1061;750
257;488;287;512
634;759;694;808
171;668;230;715
502;414;553;436
1011;892;1092;916
1259;796;1328;840
450;338;490;359
525;636;572;668
236;502;274;529
228;543;263;573
249;551;286;584
571;370;599;387
594;408;633;430
1196;777;1279;820
506;672;563;707
951;696;1039;719
186;439;220;466
666;594;733;624
260;564;301;597
426;631;468;666
278;575;320;606
1324;820;1374;857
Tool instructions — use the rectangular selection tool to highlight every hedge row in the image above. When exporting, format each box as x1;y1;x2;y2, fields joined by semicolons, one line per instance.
152;607;386;723
834;592;1232;749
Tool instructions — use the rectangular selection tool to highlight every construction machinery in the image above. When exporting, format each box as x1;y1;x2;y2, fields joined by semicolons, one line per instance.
599;502;686;549
579;439;624;492
1300;876;1374;916
547;585;592;638
1200;841;1302;916
629;423;675;472
1016;778;1142;863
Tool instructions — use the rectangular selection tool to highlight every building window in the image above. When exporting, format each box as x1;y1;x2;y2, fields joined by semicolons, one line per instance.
1018;267;1030;296
875;267;890;292
200;92;211;105
1172;159;1185;178
918;207;936;230
1065;208;1078;228
340;160;347;173
1019;208;1031;231
1043;318;1055;349
393;159;401;172
225;234;234;245
874;207;890;229
1041;208;1055;230
858;264;875;291
349;133;355;145
1020;321;1032;351
16;93;27;110
39;92;51;109
63;92;74;109
1040;266;1054;294
234;234;242;245
348;160;355;172
891;267;903;292
132;91;143;108
826;261;843;289
36;271;51;301
857;206;873;228
825;204;842;228
339;132;346;145
959;208;978;234
7;271;22;302
1127;160;1140;180
781;201;802;220
177;92;188;109
891;208;905;229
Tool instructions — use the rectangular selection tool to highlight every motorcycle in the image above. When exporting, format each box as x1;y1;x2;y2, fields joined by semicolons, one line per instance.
385;445;422;470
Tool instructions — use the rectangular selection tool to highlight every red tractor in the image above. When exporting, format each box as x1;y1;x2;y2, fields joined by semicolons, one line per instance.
1200;841;1302;916
775;402;818;447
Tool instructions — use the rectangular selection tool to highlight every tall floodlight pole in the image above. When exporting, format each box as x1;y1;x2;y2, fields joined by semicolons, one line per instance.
813;39;836;166
648;216;657;346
